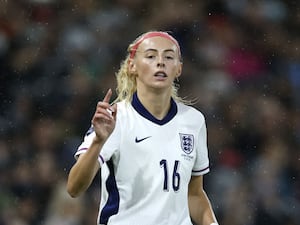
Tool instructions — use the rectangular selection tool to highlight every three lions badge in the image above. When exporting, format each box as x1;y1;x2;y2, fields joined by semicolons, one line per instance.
179;133;194;154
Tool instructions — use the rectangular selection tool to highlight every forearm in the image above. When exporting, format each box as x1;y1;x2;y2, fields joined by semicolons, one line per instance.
67;138;103;197
189;189;218;225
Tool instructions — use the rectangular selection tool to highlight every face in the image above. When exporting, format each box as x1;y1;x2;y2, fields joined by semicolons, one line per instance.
130;36;182;92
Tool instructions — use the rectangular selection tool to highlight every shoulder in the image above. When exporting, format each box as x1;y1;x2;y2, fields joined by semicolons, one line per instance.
114;100;135;123
177;102;206;123
115;100;131;115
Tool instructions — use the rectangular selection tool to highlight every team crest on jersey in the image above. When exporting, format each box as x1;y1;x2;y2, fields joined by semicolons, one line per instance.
179;133;194;154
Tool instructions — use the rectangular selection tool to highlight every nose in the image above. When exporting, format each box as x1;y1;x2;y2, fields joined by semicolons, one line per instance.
157;56;165;68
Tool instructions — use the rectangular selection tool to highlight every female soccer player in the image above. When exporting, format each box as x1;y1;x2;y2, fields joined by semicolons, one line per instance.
67;31;219;225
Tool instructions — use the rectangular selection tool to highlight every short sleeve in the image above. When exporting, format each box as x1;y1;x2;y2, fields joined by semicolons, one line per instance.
192;116;210;176
74;124;121;166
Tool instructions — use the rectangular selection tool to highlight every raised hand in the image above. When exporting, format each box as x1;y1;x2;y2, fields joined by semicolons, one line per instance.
91;89;117;143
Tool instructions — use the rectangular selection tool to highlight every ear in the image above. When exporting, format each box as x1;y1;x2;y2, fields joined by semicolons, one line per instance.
176;62;183;78
128;59;137;74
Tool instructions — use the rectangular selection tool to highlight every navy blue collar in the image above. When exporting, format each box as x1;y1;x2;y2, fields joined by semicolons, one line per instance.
131;92;177;125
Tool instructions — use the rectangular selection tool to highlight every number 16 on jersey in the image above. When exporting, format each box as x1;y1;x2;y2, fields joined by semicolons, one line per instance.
160;159;181;192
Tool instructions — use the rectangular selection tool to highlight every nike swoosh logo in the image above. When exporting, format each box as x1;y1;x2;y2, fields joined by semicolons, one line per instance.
135;136;151;143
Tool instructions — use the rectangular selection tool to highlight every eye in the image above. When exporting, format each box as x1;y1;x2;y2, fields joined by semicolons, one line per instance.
146;55;155;59
165;56;174;60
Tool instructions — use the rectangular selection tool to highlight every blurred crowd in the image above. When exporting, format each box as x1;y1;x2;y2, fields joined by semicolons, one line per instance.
0;0;299;225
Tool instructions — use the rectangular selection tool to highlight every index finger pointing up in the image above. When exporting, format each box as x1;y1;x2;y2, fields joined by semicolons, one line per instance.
103;88;112;103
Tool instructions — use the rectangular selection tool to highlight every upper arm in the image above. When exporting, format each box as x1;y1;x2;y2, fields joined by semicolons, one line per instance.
77;153;100;177
188;175;204;196
188;175;216;225
188;175;204;224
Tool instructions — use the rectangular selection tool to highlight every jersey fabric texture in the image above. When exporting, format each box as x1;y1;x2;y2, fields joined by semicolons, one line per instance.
75;93;210;225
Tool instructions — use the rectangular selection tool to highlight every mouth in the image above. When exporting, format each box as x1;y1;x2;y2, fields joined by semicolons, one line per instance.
154;71;167;78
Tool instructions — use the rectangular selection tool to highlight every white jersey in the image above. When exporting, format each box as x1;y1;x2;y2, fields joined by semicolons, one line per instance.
75;93;210;225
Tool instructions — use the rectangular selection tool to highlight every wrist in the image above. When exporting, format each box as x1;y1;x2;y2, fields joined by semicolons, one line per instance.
93;136;105;145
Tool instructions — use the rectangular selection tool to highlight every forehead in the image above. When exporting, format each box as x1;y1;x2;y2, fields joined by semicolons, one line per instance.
137;36;179;53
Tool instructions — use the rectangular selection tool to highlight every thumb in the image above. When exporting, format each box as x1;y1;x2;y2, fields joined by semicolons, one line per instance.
110;104;117;120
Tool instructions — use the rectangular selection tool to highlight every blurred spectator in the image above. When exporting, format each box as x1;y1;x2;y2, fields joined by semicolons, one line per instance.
0;0;299;225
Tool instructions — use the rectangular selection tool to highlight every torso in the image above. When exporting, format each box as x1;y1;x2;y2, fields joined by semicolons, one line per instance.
77;93;209;225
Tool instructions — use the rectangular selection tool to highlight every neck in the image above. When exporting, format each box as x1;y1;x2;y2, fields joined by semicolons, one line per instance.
136;88;172;120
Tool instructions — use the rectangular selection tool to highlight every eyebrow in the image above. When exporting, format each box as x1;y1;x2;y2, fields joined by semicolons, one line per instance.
143;48;176;54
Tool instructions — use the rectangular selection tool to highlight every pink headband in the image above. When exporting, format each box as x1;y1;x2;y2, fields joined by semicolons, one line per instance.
129;31;181;59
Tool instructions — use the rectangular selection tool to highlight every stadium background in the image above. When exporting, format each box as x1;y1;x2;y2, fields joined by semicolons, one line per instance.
0;0;299;224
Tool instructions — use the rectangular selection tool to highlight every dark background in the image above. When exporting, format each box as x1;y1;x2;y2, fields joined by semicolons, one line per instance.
0;0;299;225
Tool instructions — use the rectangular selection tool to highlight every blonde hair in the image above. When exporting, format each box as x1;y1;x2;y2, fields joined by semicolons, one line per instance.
114;31;190;104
